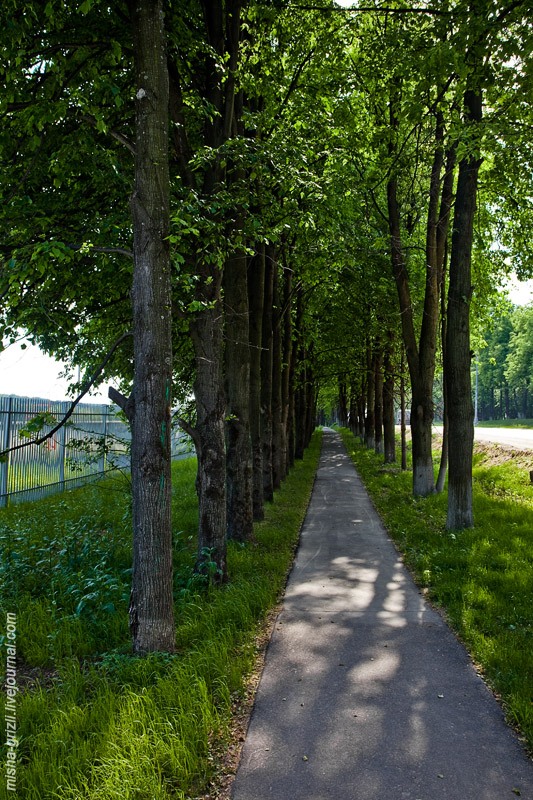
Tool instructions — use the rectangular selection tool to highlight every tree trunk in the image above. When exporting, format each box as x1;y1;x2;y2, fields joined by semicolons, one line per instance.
410;380;435;495
357;366;366;441
445;87;482;530
280;258;293;478
364;344;375;449
248;248;265;520
436;268;448;493
224;244;253;541
304;349;316;448
190;301;227;578
271;262;283;490
294;369;307;459
287;321;296;468
400;348;407;471
294;287;307;460
129;0;175;654
383;335;396;463
261;244;274;501
349;379;358;435
374;345;384;455
339;379;349;428
387;105;454;497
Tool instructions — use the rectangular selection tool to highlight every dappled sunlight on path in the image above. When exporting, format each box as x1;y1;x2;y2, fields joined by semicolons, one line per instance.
232;431;533;800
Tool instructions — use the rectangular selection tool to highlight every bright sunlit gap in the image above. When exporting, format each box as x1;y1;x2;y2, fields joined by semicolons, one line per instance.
0;339;111;403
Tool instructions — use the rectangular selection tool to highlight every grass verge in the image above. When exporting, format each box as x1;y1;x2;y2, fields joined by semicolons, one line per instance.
0;431;322;799
338;427;533;754
475;419;533;429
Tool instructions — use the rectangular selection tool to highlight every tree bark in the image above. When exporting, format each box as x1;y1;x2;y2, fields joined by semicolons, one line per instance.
271;262;283;489
224;244;253;541
190;299;227;578
364;344;375;449
287;322;297;468
261;244;275;500
400;348;407;471
387;105;454;497
294;285;307;460
304;347;316;448
248;248;265;520
339;379;349;428
445;87;482;530
280;258;293;478
436;267;448;493
374;345;384;455
129;0;175;654
383;333;396;463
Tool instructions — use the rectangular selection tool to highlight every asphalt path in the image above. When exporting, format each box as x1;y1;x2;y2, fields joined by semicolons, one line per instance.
473;426;533;450
232;429;533;800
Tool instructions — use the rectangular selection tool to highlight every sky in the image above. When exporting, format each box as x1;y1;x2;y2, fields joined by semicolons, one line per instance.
1;279;532;403
0;342;112;403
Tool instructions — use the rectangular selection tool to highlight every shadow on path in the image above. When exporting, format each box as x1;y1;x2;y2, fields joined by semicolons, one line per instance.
232;430;533;800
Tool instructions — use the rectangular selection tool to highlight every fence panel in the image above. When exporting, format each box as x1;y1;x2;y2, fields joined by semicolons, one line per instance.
0;396;191;508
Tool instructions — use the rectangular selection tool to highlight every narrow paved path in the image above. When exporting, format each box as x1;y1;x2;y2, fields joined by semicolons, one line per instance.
232;430;533;800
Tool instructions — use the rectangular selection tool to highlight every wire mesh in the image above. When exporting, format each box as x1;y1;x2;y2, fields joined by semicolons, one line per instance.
0;396;190;507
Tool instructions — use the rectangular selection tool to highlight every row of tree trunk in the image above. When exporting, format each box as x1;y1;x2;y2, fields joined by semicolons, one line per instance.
125;0;317;654
191;242;316;583
339;336;399;468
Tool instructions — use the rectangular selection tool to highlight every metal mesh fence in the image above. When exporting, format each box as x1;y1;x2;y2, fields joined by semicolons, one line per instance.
0;396;191;507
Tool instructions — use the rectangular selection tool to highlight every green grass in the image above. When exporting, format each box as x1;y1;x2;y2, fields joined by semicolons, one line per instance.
339;428;533;753
0;433;322;799
476;418;533;429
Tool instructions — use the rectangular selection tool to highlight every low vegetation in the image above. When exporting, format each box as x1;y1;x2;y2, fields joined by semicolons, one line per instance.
0;431;321;799
339;428;533;754
476;419;533;429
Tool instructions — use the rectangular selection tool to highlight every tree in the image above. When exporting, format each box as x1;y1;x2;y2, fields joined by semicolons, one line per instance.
445;0;532;528
126;0;175;652
505;305;533;418
0;0;177;651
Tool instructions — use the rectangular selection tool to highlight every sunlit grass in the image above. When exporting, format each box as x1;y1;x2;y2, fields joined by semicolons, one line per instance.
0;433;322;799
476;418;533;429
339;427;533;754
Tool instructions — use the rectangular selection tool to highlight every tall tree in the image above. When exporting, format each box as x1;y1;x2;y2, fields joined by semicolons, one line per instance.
0;0;177;652
127;0;175;652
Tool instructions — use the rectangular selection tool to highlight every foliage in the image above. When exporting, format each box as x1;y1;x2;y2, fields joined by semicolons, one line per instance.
477;303;533;420
0;432;321;799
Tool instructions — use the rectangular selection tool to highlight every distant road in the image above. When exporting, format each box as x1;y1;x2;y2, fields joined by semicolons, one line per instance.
473;427;533;451
431;425;533;450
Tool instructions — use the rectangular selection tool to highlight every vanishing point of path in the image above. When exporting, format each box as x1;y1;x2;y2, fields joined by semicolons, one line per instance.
232;429;533;800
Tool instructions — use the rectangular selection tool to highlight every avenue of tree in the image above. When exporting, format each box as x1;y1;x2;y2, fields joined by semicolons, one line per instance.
1;0;531;652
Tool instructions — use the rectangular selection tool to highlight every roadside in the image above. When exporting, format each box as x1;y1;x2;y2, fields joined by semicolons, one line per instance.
473;426;533;451
430;424;533;452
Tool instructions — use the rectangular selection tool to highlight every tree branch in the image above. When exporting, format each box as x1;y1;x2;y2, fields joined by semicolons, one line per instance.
287;4;452;14
108;386;135;422
69;244;134;259
79;113;136;155
0;331;133;459
267;48;316;137
175;416;200;452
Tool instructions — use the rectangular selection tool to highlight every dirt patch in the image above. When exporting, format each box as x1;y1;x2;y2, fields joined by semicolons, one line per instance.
2;661;59;693
432;432;532;472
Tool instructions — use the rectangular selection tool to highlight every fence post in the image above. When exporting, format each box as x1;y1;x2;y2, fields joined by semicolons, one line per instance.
59;401;67;491
0;396;13;508
101;404;108;474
